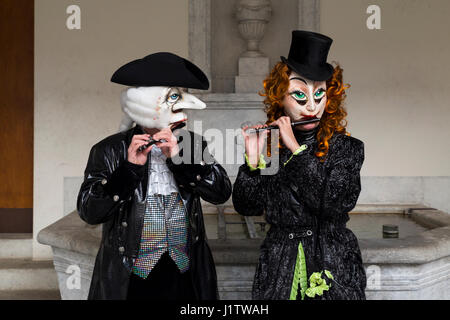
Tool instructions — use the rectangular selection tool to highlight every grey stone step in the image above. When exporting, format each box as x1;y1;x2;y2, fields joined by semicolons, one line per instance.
0;233;33;259
0;259;59;291
0;290;61;300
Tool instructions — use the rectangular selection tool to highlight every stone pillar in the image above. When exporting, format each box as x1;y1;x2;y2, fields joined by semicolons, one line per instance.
234;0;272;93
189;0;212;93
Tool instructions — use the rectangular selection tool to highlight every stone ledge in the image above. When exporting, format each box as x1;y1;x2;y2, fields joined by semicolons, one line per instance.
366;256;450;290
412;210;450;228
37;212;101;257
359;208;450;265
0;258;54;269
38;205;450;265
0;290;61;300
351;203;438;213
37;205;450;299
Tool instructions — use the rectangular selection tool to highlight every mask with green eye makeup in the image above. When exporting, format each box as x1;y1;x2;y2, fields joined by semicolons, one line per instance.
282;71;327;131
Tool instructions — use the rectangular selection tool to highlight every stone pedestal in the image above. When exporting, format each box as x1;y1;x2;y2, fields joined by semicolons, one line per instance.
235;56;269;93
234;0;272;93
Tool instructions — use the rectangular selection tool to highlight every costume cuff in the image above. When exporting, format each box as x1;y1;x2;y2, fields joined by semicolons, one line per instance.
245;153;266;171
283;144;308;166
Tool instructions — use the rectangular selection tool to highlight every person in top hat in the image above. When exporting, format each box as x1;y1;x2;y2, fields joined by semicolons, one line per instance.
232;30;366;300
77;52;232;300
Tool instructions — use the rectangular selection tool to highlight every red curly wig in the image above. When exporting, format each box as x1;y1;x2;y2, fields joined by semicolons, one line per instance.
260;61;351;162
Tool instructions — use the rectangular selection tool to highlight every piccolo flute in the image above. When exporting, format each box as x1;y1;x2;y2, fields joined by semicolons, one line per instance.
246;118;320;134
137;121;186;152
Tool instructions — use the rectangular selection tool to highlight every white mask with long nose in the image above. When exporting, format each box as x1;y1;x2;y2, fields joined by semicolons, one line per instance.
118;86;206;131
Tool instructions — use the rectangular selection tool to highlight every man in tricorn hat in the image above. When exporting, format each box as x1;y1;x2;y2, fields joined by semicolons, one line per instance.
233;30;366;300
77;52;231;300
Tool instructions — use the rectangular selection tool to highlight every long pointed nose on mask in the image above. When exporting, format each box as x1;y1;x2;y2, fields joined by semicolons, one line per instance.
120;86;207;130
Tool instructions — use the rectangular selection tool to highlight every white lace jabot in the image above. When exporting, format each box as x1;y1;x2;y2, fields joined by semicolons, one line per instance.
147;145;179;196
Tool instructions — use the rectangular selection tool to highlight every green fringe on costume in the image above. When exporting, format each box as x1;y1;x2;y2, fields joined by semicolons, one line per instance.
289;242;308;300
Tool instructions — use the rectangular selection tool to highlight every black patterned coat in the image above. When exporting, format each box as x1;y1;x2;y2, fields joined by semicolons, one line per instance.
232;127;366;300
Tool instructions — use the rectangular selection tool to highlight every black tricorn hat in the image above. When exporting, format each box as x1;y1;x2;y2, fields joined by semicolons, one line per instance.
281;30;334;81
111;52;209;90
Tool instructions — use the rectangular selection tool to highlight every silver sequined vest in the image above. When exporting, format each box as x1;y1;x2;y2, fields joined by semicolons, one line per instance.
131;145;189;279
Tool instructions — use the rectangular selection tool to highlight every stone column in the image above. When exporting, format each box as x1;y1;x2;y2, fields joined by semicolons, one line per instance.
234;0;272;93
189;0;211;93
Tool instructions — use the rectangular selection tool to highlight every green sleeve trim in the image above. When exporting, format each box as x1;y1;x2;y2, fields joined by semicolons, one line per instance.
283;144;308;167
245;153;266;171
289;242;308;300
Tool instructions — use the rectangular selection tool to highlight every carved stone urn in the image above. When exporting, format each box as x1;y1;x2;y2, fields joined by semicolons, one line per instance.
235;0;272;58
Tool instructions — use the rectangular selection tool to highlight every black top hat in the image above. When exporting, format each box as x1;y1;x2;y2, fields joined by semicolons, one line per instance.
111;52;209;90
281;30;334;81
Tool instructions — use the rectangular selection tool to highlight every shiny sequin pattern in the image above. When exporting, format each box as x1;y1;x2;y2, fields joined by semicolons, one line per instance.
132;146;189;279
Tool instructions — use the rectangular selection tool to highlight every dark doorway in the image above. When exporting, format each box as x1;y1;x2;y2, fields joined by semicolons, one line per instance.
0;0;34;233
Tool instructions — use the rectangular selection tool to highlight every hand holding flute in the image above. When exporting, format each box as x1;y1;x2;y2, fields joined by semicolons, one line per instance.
241;124;268;168
244;116;318;155
127;134;154;166
269;116;303;153
136;121;186;153
245;117;319;133
128;122;185;165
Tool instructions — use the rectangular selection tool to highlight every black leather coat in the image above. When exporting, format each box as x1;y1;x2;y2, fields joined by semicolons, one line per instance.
77;125;231;300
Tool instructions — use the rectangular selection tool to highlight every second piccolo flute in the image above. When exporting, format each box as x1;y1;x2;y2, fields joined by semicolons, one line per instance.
246;118;320;134
137;121;186;152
